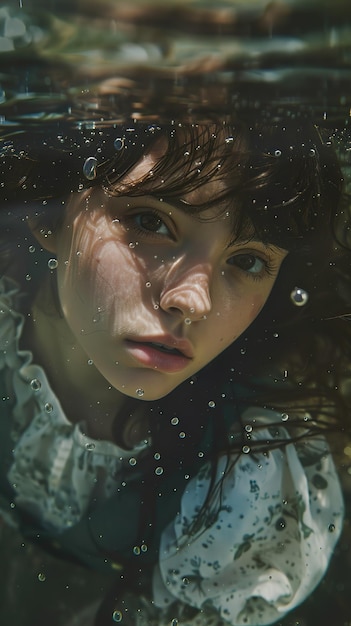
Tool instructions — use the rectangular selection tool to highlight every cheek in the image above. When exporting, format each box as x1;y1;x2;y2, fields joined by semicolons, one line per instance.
248;294;266;322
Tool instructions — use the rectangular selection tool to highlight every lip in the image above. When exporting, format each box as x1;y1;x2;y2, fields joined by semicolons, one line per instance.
125;335;194;373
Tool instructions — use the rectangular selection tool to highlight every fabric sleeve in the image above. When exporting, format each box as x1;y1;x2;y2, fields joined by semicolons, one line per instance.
152;408;344;626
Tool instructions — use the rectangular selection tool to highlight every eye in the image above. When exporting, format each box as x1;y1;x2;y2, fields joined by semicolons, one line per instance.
228;253;266;275
134;211;171;237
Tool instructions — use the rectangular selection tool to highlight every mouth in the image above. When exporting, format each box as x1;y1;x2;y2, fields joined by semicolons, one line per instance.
142;341;184;356
125;336;194;373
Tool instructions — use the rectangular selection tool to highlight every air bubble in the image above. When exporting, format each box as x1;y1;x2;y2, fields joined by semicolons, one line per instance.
87;359;93;366
25;274;31;281
154;452;161;460
153;304;159;310
184;318;192;325
136;388;144;397
28;245;35;253
47;258;58;270
112;610;123;622
189;307;195;313
171;620;178;626
171;417;179;425
281;413;289;422
208;401;216;408
83;156;98;180
44;403;53;413
129;457;137;466
309;148;316;156
30;378;41;391
290;287;309;306
155;466;164;475
245;424;253;433
242;445;251;454
37;573;46;582
145;282;152;288
85;442;95;451
114;137;125;151
179;431;186;438
225;136;234;144
133;546;141;555
128;242;136;249
274;149;282;157
182;577;190;585
328;523;336;532
141;543;148;552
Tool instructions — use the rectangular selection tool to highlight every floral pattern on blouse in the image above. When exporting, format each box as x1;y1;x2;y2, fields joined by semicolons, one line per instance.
153;408;344;625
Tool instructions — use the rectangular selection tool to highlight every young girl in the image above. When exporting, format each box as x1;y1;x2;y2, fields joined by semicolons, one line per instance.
0;120;349;626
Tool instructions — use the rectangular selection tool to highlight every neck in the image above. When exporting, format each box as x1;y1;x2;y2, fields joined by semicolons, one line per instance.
22;274;146;445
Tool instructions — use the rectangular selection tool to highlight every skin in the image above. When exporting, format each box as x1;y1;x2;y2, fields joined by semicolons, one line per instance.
27;149;287;444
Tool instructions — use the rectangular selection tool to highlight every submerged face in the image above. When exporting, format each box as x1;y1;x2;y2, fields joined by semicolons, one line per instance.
53;151;287;401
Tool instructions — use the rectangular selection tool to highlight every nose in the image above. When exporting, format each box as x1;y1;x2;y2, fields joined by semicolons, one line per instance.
159;266;212;321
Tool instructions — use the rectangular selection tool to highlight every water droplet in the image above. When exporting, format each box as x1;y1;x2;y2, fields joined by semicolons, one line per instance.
47;258;58;270
136;388;144;397
281;413;289;422
182;577;190;585
28;245;35;253
133;546;141;555
208;400;216;408
129;242;135;249
179;431;186;438
114;137;125;151
274;149;282;157
145;281;151;288
171;417;179;425
245;424;253;433
83;156;98;180
155;466;164;475
275;517;286;530
85;442;96;451
184;318;192;325
328;523;336;532
38;573;46;582
290;286;309;306
44;402;53;413
112;610;123;622
30;378;41;391
242;445;251;454
129;457;137;466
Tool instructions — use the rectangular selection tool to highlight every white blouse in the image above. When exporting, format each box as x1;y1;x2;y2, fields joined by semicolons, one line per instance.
0;277;344;626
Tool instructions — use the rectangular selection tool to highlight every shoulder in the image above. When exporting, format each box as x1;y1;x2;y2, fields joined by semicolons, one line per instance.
154;406;344;625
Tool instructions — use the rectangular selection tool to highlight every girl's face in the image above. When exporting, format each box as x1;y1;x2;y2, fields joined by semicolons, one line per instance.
53;154;287;401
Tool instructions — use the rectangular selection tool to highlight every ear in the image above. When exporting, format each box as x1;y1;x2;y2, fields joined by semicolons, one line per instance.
27;217;58;254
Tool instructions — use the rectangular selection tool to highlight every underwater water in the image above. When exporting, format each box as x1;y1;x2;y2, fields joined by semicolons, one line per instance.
0;1;351;625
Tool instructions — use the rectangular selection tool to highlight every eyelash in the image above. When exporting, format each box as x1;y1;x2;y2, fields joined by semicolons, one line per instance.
125;210;173;239
227;253;277;281
122;209;278;281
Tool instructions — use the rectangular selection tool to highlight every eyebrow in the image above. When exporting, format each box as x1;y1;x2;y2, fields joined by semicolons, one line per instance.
171;198;287;254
